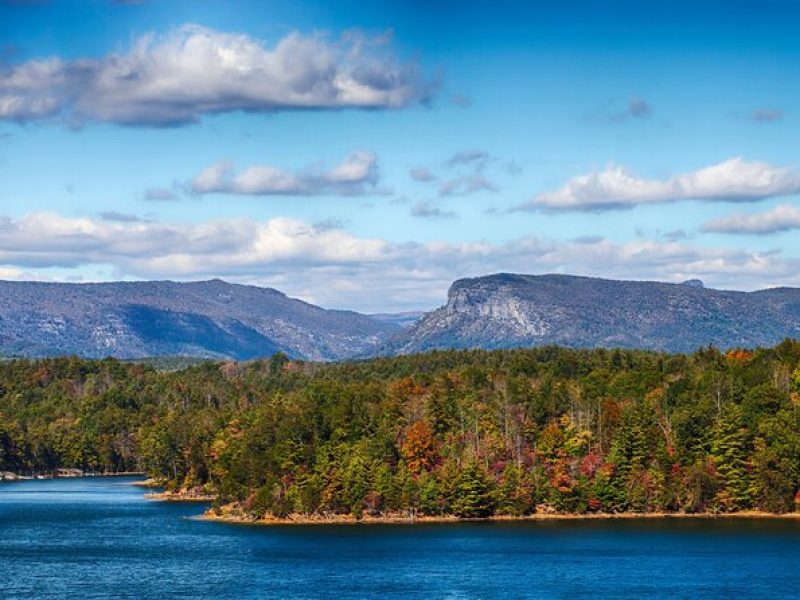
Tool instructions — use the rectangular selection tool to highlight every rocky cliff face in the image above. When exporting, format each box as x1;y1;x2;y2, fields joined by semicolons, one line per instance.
0;279;398;361
381;273;800;354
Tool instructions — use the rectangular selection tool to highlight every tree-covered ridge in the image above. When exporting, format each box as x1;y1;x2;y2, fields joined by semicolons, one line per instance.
1;343;800;517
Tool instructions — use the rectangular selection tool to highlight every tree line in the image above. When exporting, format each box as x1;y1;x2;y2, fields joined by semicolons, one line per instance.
1;342;799;517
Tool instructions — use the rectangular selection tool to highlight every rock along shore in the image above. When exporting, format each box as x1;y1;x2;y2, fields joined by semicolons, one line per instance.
0;469;145;482
199;509;800;526
140;489;800;524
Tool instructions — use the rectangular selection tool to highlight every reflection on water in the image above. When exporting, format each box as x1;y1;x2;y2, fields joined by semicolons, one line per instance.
1;477;799;599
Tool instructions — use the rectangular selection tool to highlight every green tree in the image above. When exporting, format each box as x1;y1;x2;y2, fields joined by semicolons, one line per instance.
710;407;752;511
451;462;495;518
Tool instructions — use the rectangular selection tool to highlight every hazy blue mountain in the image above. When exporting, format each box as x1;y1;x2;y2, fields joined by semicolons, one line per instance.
381;273;800;354
0;279;398;361
5;274;800;361
367;311;425;329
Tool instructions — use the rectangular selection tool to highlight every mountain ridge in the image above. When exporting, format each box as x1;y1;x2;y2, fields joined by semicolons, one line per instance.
379;272;800;355
3;274;800;361
0;279;398;361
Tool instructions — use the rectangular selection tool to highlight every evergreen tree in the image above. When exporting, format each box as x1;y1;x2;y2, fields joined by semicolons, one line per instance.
451;462;495;518
710;407;752;511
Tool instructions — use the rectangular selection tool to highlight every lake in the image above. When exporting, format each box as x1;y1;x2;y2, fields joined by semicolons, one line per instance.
1;477;799;599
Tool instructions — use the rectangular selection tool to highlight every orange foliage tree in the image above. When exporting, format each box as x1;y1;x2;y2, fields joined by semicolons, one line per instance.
400;420;439;475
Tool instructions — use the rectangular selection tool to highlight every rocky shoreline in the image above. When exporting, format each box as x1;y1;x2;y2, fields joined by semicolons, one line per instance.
141;492;800;525
136;480;216;502
200;509;800;526
0;469;145;482
144;489;216;502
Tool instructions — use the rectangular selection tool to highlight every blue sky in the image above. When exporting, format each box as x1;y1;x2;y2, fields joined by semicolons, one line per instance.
1;0;799;311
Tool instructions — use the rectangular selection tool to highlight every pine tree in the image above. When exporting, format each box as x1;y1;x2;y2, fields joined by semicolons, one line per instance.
710;407;752;511
419;471;444;515
495;462;532;516
341;448;372;517
607;406;650;510
451;461;495;518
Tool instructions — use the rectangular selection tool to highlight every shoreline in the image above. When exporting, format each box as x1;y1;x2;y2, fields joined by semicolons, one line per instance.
0;470;145;482
197;507;800;526
144;489;216;502
141;490;800;524
138;481;216;502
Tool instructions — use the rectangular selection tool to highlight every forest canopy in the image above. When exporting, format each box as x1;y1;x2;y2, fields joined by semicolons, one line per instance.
1;342;800;517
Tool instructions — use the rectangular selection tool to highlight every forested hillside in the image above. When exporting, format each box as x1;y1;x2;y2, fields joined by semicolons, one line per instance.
1;343;799;517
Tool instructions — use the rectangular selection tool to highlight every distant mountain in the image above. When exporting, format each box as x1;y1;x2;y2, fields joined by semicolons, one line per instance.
0;280;398;361
367;311;425;329
380;273;800;354
6;274;800;362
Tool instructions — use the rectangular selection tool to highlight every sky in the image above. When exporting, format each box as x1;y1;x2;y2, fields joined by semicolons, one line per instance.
1;0;800;312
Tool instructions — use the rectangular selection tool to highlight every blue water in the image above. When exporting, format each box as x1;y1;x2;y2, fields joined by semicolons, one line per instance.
1;477;799;599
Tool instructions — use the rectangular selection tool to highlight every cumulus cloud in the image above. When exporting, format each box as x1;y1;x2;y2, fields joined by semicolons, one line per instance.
0;212;387;272
1;211;799;311
521;157;800;212
189;151;380;196
702;204;800;235
410;201;457;219
0;24;431;126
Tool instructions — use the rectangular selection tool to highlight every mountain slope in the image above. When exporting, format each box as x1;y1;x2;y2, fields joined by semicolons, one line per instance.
0;279;397;361
367;311;425;329
382;273;800;354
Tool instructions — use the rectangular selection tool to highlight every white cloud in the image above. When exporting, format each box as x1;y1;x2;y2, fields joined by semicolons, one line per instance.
0;266;40;281
0;25;430;126
189;151;380;196
523;157;800;212
702;204;800;235
1;211;799;311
